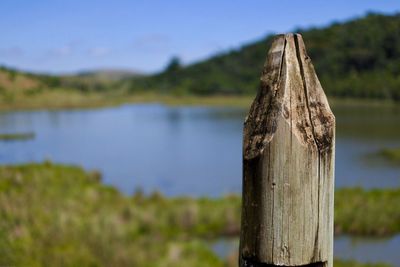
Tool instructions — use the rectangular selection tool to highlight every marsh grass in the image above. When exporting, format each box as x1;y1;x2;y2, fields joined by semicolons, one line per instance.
0;89;255;111
0;163;235;266
0;132;35;141
335;188;400;236
0;162;396;266
0;87;397;111
378;148;400;164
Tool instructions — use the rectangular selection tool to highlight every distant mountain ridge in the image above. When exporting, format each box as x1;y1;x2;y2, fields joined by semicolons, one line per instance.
0;65;142;94
74;69;144;81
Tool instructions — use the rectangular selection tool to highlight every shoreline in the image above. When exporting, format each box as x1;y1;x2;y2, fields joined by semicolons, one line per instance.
0;91;398;112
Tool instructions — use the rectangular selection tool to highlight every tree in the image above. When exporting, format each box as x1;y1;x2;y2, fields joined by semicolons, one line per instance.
165;56;182;72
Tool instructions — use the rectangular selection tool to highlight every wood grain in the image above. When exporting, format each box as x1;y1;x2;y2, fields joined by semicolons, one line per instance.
239;33;335;267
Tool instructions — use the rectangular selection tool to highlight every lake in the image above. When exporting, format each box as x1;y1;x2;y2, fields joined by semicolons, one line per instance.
0;103;399;196
0;102;399;266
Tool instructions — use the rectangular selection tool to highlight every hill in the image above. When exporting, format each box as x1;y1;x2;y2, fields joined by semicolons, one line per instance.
0;66;141;95
129;12;400;100
0;66;47;95
0;66;143;110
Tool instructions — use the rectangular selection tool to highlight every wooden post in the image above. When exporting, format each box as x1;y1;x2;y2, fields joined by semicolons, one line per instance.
239;33;335;267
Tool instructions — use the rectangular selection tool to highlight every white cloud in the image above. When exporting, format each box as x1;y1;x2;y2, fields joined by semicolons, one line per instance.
132;34;170;53
88;47;110;57
0;46;24;58
54;45;73;56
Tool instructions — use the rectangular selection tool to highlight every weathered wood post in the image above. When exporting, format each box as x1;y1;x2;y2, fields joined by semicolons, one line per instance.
239;33;335;267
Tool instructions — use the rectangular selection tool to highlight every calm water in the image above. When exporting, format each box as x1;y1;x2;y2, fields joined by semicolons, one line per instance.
0;103;399;196
0;103;399;265
211;235;400;267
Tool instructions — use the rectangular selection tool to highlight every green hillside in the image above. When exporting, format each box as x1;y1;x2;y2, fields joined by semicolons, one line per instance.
0;66;138;110
129;12;400;100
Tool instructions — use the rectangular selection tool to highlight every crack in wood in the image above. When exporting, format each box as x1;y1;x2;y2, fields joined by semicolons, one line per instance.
294;33;322;261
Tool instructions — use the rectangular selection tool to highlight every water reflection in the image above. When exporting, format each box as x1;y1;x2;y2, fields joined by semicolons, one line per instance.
333;104;400;140
335;235;400;266
0;103;399;195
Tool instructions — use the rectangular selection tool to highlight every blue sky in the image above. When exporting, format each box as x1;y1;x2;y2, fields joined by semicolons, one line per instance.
0;0;399;74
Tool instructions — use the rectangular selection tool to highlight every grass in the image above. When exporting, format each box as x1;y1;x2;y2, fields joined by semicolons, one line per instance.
0;162;397;266
0;88;255;111
0;132;35;141
335;188;400;236
378;148;400;164
0;162;235;266
0;86;398;111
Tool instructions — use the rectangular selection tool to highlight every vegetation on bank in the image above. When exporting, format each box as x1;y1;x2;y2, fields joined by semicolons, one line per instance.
0;87;398;111
0;162;398;266
0;132;35;141
0;89;256;111
335;188;400;236
378;148;400;164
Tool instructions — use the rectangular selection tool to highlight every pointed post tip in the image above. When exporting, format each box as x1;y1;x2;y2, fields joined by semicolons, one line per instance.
244;33;335;158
